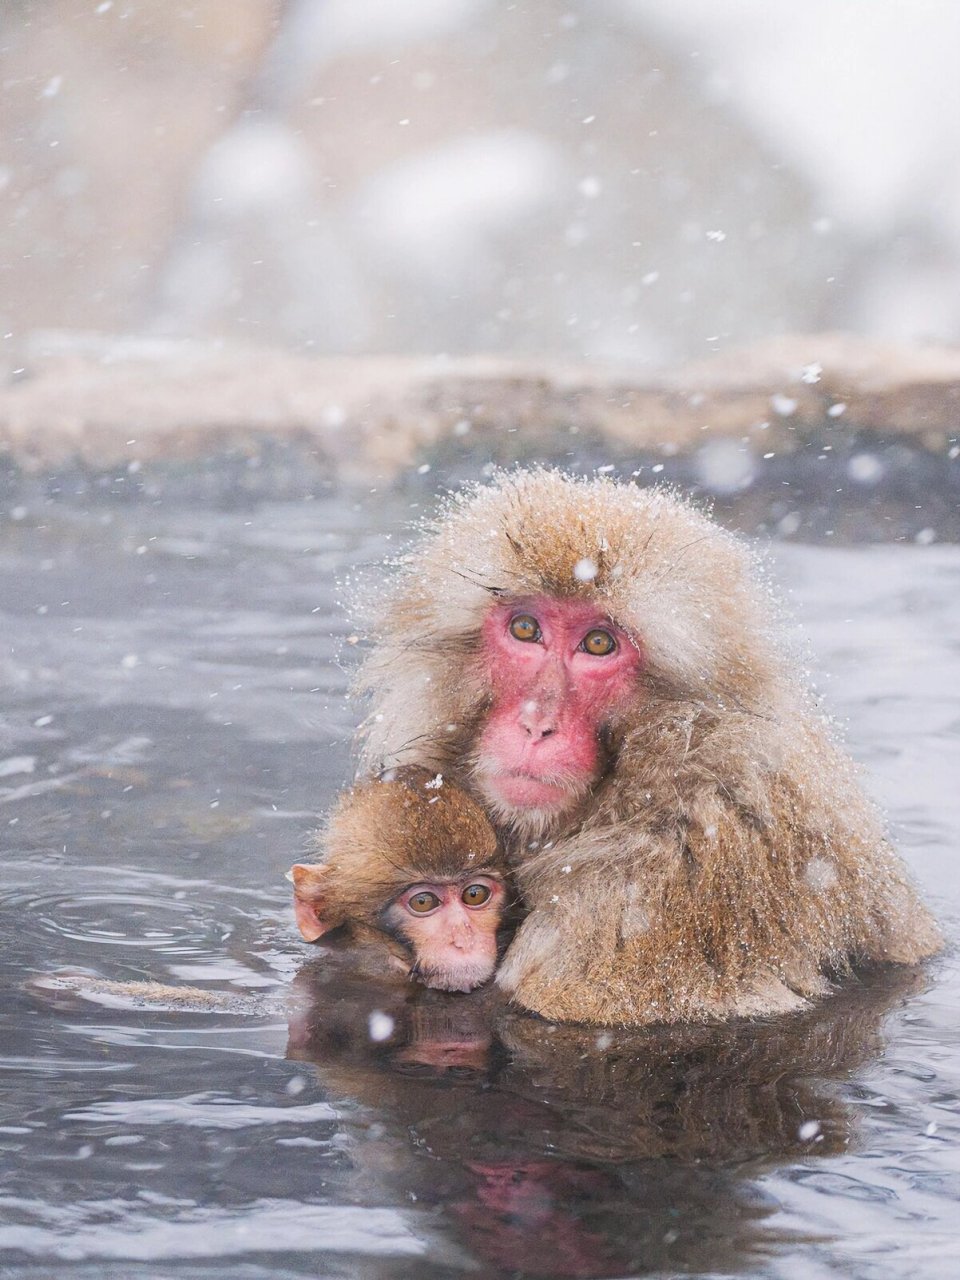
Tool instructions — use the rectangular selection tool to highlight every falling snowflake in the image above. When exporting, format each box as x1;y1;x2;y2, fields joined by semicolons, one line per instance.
368;1011;395;1042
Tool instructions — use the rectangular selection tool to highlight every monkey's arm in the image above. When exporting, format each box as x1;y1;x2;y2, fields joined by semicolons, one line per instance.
27;913;423;1016
26;973;278;1014
496;786;941;1028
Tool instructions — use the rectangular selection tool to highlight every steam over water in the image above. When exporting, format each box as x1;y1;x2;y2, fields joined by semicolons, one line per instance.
0;492;957;1279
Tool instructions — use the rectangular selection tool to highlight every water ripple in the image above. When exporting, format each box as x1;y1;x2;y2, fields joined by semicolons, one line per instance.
1;888;228;953
63;1092;337;1129
0;1199;429;1262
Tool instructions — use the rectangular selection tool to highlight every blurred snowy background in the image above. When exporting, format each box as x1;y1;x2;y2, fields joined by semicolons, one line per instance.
3;0;960;366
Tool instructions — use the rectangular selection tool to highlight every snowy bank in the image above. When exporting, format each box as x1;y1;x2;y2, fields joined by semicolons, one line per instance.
0;332;957;540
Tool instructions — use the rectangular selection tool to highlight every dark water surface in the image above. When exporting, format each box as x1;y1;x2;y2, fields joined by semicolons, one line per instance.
0;493;957;1279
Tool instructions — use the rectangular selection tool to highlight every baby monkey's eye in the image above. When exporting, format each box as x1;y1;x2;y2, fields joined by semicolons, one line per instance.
581;628;617;656
461;883;492;907
407;891;441;914
509;614;541;643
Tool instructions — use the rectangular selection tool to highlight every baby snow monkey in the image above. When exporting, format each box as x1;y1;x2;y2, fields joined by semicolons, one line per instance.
289;767;512;993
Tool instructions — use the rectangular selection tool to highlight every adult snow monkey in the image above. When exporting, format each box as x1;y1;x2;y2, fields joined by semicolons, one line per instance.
354;469;940;1026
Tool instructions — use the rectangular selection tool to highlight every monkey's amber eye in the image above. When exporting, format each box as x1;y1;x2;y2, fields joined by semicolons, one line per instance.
582;628;617;656
509;614;541;643
461;883;492;907
407;891;441;914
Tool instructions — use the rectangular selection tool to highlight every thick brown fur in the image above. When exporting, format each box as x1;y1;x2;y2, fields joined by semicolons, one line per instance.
354;469;941;1026
304;765;502;928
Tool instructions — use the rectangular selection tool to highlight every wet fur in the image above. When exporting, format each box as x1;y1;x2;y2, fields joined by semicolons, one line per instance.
355;469;941;1026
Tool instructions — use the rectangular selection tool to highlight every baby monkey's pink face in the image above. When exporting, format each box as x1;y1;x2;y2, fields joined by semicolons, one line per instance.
382;873;506;993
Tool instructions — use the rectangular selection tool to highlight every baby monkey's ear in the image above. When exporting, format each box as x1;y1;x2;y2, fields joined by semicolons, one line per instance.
287;863;343;942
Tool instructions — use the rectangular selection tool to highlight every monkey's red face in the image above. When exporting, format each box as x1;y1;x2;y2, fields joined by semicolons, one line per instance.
383;875;505;993
475;597;641;827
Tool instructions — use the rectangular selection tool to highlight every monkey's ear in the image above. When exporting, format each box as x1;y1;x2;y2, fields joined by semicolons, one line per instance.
286;863;343;942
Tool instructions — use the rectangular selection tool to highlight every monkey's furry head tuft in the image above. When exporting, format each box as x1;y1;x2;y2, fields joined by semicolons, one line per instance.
319;766;501;920
356;469;793;776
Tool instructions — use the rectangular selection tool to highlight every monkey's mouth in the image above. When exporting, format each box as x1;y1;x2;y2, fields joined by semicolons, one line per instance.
482;768;578;811
411;957;497;993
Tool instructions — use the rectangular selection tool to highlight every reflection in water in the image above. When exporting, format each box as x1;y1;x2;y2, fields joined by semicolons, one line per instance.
287;958;927;1278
